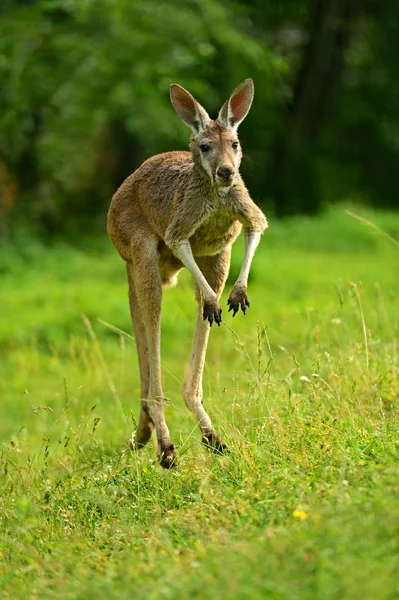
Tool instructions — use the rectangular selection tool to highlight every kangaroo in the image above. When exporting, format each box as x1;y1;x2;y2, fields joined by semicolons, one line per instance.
107;79;268;468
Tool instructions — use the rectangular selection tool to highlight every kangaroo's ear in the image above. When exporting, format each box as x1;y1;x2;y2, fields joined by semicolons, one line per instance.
170;84;210;133
218;79;254;131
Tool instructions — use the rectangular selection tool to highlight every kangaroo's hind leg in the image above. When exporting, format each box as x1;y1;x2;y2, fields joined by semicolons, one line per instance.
128;235;175;468
126;263;154;448
181;247;231;454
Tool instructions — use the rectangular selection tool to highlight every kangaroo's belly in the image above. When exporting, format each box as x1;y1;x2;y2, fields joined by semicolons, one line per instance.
190;213;242;257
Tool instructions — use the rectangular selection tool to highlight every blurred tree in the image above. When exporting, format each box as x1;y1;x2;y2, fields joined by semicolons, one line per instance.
267;0;365;215
250;0;399;215
0;0;398;234
0;0;275;233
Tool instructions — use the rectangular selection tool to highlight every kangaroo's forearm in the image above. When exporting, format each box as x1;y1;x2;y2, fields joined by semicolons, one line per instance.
235;230;262;288
227;227;264;317
170;240;216;302
234;194;267;287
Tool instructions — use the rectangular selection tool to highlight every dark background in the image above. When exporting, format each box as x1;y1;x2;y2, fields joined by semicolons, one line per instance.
1;0;398;237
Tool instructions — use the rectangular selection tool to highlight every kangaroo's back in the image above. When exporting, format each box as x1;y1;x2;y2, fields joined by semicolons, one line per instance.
108;150;192;260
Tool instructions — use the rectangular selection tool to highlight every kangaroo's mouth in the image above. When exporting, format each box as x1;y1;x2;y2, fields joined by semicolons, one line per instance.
215;173;235;188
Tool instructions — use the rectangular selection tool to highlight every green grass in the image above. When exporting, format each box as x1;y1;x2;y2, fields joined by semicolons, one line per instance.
1;205;398;599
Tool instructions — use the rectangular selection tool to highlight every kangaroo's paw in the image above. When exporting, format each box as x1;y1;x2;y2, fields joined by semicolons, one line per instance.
203;300;222;327
201;432;229;455
227;286;250;317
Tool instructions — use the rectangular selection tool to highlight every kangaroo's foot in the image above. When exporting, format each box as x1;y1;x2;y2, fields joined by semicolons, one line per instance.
158;442;176;469
131;409;154;449
201;432;229;455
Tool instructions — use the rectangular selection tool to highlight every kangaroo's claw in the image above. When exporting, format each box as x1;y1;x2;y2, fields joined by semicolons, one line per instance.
203;302;222;327
227;288;250;317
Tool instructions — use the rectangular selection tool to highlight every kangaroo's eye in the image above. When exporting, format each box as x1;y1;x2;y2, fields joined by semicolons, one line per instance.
200;144;210;153
232;141;239;150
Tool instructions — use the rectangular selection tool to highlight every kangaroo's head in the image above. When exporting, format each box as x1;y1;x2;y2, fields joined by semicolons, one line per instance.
170;79;254;188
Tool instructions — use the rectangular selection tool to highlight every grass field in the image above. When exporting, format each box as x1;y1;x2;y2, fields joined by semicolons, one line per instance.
1;206;398;599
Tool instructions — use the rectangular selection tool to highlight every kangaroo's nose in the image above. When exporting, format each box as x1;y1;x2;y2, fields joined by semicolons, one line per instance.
217;166;234;181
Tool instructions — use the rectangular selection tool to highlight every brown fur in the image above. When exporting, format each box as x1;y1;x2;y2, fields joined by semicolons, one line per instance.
107;79;267;467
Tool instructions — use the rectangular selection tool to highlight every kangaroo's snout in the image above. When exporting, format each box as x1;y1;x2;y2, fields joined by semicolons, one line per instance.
216;165;235;186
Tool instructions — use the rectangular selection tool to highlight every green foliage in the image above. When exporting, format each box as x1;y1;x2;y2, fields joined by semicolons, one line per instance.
1;207;399;598
1;0;399;232
0;0;276;230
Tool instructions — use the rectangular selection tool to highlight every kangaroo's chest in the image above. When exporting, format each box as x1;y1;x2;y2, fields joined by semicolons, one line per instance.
189;210;242;257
